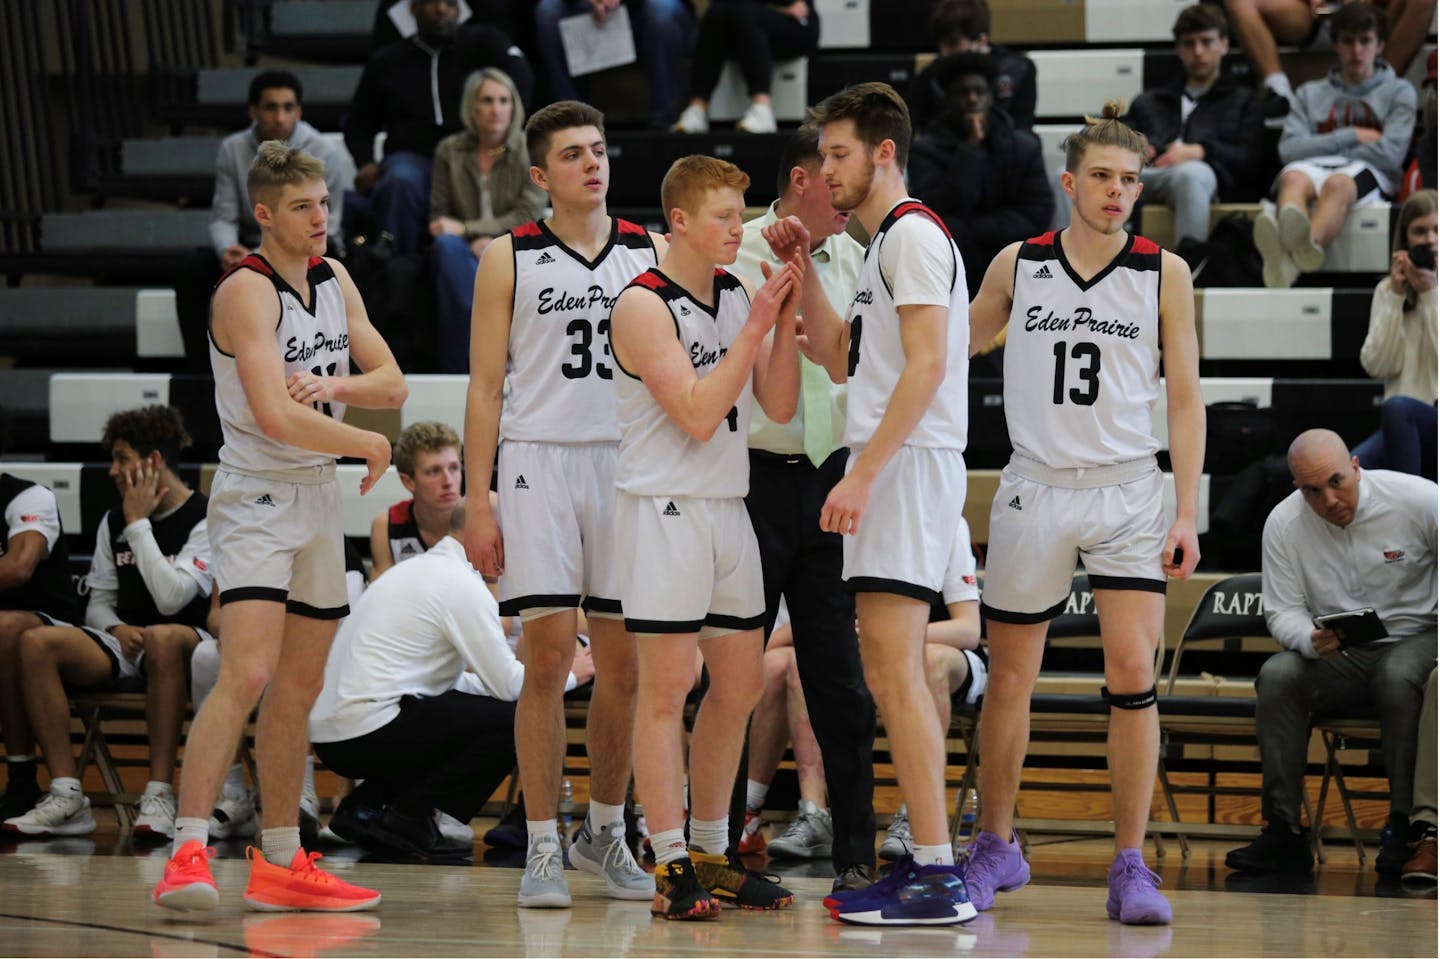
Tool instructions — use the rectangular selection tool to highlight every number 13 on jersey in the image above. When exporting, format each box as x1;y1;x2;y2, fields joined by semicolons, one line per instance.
1051;341;1100;406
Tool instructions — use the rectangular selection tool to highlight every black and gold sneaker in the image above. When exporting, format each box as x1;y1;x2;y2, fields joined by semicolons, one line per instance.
652;857;722;921
691;848;795;910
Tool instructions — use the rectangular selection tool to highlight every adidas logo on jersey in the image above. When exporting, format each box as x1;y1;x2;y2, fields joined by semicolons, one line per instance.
663;501;681;517
254;494;276;507
514;474;529;490
1008;495;1023;511
679;304;692;316
535;251;556;265
1032;264;1053;279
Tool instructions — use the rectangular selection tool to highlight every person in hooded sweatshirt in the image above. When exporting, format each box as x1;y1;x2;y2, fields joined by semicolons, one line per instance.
1251;1;1416;289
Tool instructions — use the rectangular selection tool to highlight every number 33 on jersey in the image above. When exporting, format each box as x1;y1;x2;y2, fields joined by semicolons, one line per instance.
501;218;659;444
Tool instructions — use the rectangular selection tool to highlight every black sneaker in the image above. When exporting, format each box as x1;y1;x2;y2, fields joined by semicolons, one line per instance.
691;847;795;910
1376;815;1415;877
483;802;527;850
831;863;877;895
368;807;473;861
1225;822;1314;873
652;857;721;921
0;774;41;825
328;796;383;846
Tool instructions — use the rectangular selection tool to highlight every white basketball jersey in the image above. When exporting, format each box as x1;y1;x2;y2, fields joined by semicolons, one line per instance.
211;254;349;471
503;218;658;443
1004;230;1163;469
844;200;969;451
614;268;753;498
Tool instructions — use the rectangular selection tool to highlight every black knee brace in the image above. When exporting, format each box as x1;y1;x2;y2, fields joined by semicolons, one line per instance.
1101;685;1157;710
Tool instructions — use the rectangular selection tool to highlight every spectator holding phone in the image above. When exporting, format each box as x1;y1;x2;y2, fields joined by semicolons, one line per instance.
1355;189;1437;479
1226;428;1436;877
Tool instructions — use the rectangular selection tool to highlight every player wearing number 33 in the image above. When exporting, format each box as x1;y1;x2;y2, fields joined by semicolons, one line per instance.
963;99;1204;924
462;101;666;908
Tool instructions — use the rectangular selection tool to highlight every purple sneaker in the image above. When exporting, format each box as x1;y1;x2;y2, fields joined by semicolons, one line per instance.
959;830;1030;910
1106;849;1172;925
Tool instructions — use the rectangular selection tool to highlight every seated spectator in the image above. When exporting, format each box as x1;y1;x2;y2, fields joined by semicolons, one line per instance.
370;421;464;575
430;69;545;373
740;524;986;863
1355;189;1437;479
905;0;1036;133
211;70;349;272
1224;0;1434;104
1070;5;1264;253
534;0;695;130
1253;3;1417;288
0;431;82;824
1;407;213;842
1404;668;1436;882
346;0;534;255
311;505;593;860
672;0;819;134
1227;428;1437;875
373;0;524;53
909;53;1052;297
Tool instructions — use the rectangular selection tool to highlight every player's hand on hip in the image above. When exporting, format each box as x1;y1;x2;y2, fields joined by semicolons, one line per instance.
359;433;391;496
1161;518;1199;579
820;472;869;534
462;502;506;576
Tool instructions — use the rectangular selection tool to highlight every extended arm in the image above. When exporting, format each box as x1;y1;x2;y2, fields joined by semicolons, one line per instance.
1160;251;1203;579
460;236;514;575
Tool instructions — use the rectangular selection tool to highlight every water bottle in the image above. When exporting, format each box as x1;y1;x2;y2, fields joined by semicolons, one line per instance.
957;790;978;841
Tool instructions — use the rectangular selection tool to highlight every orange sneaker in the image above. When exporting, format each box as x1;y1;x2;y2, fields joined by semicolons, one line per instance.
153;840;219;912
243;846;381;912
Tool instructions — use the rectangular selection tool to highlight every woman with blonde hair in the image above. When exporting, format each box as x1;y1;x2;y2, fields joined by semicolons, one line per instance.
430;68;546;372
1355;188;1438;478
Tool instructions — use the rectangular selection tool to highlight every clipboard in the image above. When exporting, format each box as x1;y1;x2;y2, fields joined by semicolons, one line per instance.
1313;608;1389;646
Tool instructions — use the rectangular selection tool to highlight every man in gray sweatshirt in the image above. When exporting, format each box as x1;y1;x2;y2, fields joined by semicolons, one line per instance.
210;70;350;269
1252;2;1416;288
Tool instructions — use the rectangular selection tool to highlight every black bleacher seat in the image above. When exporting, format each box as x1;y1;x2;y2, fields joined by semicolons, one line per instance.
607;131;787;207
0;289;163;364
807;53;918;108
0;370;61;453
255;0;375;63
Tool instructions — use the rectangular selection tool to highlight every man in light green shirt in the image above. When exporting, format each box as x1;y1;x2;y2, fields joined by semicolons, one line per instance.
727;126;877;893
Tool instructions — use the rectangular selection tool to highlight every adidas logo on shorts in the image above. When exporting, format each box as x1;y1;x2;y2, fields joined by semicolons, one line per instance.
663;501;681;517
514;474;529;489
1032;264;1053;279
254;493;277;507
1008;495;1022;511
535;251;556;265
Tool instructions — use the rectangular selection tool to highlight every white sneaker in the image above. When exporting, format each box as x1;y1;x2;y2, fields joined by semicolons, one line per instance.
673;103;709;134
1253;207;1300;289
434;810;475;847
133;788;176;840
300;782;321;841
2;789;96;837
210;782;257;839
737;102;777;134
766;798;833;859
1278;203;1325;272
878;804;912;861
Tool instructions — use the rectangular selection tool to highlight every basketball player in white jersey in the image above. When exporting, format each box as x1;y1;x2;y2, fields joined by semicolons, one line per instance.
964;100;1204;925
763;83;977;926
152;142;404;913
461;101;665;908
608;155;804;920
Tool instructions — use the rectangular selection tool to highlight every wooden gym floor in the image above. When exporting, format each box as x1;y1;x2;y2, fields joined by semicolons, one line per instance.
0;814;1434;958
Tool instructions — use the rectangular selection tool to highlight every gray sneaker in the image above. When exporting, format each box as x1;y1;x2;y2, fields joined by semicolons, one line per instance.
766;799;833;860
570;818;654;900
879;804;912;861
518;834;572;908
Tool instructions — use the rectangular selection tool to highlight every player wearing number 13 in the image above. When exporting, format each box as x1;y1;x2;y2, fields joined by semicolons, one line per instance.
964;99;1204;924
462;101;666;908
